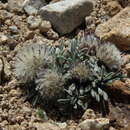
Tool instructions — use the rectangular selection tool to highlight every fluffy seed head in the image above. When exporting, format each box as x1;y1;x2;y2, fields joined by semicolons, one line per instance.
79;34;100;55
14;44;53;83
96;43;122;70
36;69;64;101
71;63;91;82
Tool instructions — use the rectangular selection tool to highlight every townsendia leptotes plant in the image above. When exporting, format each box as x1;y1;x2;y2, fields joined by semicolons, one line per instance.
57;35;124;111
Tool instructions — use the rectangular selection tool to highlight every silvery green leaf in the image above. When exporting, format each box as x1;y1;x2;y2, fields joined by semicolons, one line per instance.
58;99;70;103
83;102;88;110
64;89;72;96
85;87;91;93
98;88;103;95
55;48;61;54
92;82;96;87
91;89;95;98
102;91;108;101
95;93;100;102
74;104;78;109
69;84;76;91
80;88;84;95
77;100;83;106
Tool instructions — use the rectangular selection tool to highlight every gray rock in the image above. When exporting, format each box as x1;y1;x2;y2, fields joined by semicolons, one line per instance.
24;5;38;15
79;118;110;130
23;0;47;10
9;26;19;34
82;109;96;120
27;16;42;29
56;122;67;129
34;122;61;130
39;20;52;33
40;0;94;35
0;35;8;44
8;0;24;13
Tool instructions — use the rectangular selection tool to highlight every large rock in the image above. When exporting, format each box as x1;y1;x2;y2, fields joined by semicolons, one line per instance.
23;0;47;10
95;7;130;51
8;0;24;12
108;80;130;103
40;0;94;35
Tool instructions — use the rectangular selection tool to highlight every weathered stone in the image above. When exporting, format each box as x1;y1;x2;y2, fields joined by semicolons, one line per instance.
46;29;59;40
122;54;130;65
82;109;96;120
23;0;47;10
0;10;13;21
109;80;130;103
8;0;24;12
104;1;122;16
56;122;67;129
9;26;19;34
0;34;8;44
39;20;52;33
34;122;61;130
95;7;130;51
40;0;94;35
125;63;130;77
27;16;42;29
24;5;37;15
118;0;130;7
79;118;109;130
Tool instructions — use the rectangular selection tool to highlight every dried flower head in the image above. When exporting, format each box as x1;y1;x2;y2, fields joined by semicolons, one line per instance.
36;69;65;101
14;44;53;83
96;43;122;70
71;63;91;82
79;34;100;55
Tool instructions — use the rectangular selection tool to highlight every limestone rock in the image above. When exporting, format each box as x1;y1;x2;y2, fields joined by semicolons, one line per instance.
8;0;24;12
39;20;52;33
34;122;61;130
82;109;96;120
104;1;122;16
23;0;47;10
27;16;42;29
79;118;109;130
46;29;59;40
125;63;130;77
40;0;94;35
0;34;8;44
24;5;37;15
109;80;130;103
0;10;13;21
95;7;130;51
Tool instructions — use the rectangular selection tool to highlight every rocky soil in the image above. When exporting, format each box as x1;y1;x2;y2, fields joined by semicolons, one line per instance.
0;0;130;130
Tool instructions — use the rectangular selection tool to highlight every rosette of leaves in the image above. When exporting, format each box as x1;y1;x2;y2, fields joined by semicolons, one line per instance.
58;55;123;110
14;44;53;84
52;38;89;74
